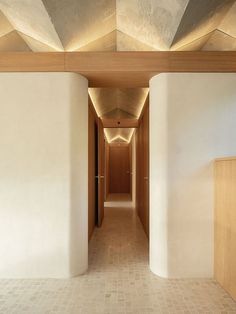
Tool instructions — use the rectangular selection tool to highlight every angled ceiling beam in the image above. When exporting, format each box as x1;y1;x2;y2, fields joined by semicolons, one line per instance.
101;118;139;128
0;51;236;87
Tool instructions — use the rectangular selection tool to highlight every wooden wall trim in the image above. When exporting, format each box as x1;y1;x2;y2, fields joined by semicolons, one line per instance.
1;52;236;87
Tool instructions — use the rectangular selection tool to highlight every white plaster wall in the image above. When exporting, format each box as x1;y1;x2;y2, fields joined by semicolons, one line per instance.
150;73;236;278
0;72;88;278
69;74;88;276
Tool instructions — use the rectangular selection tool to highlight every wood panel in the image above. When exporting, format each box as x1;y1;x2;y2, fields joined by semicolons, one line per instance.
88;98;98;240
105;140;110;200
109;144;131;194
0;52;65;71
136;101;149;237
1;52;236;87
98;119;105;226
215;157;236;301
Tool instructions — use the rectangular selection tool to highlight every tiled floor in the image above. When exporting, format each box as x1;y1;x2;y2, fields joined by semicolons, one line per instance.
0;207;236;314
104;193;133;208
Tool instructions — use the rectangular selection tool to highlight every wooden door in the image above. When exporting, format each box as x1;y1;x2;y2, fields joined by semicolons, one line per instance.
97;119;105;227
109;144;130;193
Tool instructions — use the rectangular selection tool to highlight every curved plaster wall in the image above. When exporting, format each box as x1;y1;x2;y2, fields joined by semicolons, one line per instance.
149;73;236;278
0;72;88;278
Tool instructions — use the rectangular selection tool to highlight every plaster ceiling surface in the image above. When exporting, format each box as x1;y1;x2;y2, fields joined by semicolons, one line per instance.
171;0;234;50
0;30;31;51
0;0;63;50
0;0;236;52
219;2;236;38
89;88;149;118
42;0;116;51
202;29;236;50
90;88;148;142
117;0;189;50
0;9;13;37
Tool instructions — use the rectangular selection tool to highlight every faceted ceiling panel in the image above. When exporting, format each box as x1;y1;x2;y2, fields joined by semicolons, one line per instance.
42;0;116;51
116;0;189;50
89;88;149;118
171;0;234;50
0;10;13;37
0;0;236;52
0;30;31;51
219;2;236;38
90;88;148;142
0;0;63;50
202;29;236;51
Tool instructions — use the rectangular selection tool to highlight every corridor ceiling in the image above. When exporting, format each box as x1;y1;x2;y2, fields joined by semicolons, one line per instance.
89;88;148;143
0;0;235;52
1;0;235;142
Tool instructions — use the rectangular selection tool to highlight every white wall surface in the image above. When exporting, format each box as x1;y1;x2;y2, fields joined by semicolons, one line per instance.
0;72;88;278
150;73;236;278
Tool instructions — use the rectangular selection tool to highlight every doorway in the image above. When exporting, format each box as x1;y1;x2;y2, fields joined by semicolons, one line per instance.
88;89;149;241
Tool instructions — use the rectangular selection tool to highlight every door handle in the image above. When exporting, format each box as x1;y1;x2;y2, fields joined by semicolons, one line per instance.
95;175;104;179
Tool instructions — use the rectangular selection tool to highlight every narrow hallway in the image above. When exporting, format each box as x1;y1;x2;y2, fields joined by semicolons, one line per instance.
0;206;236;313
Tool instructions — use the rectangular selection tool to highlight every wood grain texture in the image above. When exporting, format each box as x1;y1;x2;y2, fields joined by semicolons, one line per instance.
1;52;236;87
109;144;131;194
215;158;236;301
98;119;105;226
105;140;110;200
88;99;98;240
0;52;65;71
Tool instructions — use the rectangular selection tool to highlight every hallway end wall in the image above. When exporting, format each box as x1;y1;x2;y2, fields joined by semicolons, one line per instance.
150;73;236;278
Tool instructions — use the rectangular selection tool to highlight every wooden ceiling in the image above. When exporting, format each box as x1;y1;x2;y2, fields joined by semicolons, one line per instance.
89;88;149;117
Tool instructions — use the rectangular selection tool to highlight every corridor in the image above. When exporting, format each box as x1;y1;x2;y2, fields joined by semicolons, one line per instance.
0;207;235;314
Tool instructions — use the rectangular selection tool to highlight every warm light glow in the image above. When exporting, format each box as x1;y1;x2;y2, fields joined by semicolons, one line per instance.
136;88;149;118
110;135;129;143
104;129;113;143
128;128;135;142
88;89;102;117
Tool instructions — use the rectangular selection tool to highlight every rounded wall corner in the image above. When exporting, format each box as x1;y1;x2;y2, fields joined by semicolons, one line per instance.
70;264;88;278
149;72;169;85
149;263;169;279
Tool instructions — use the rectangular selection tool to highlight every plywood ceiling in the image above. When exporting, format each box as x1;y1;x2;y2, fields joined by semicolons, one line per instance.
89;88;148;141
89;88;149;118
0;0;236;52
